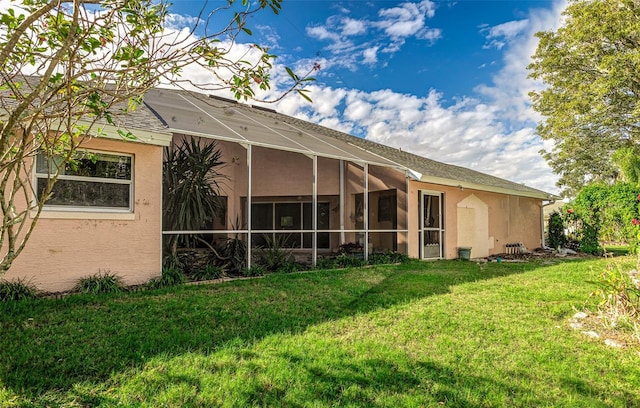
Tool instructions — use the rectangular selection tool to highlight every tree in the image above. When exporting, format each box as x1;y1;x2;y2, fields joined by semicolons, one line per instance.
0;0;314;278
528;0;640;196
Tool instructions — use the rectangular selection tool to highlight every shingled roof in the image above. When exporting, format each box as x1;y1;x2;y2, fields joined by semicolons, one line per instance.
281;113;554;199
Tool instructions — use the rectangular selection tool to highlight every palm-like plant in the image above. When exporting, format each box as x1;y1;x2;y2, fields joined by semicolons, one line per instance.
163;137;226;258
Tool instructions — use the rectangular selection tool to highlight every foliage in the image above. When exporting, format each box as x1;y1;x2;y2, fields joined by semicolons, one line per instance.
219;231;247;275
241;264;266;277
314;252;409;270
368;251;411;265
334;254;366;268
578;222;603;256
254;234;294;272
0;278;38;301
73;270;125;294
162;137;226;256
276;262;305;274
588;262;640;330
567;183;640;253
547;211;566;249
146;267;186;289
189;264;223;282
528;0;640;195
315;257;337;270
0;0;314;279
613;146;640;187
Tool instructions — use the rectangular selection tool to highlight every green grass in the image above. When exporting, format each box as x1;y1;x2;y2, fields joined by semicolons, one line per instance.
1;258;639;407
604;245;632;257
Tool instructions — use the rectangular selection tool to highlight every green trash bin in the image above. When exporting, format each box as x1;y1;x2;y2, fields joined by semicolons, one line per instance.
457;247;472;260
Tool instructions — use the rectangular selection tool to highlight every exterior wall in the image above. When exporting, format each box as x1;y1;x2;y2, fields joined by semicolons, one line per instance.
409;181;543;259
168;135;544;261
5;138;163;292
176;136;409;254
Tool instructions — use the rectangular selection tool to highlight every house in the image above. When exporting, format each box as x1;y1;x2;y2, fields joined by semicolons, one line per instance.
4;87;556;292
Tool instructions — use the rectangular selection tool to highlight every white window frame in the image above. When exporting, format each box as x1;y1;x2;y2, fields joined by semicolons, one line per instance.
34;149;135;213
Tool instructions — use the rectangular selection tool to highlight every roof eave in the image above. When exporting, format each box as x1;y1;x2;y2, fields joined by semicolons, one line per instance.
418;175;559;200
76;119;172;146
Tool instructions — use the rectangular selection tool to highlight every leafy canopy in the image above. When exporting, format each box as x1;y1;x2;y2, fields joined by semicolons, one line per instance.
528;0;640;196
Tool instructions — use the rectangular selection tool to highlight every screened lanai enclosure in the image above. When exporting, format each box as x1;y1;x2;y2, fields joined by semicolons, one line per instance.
145;89;410;270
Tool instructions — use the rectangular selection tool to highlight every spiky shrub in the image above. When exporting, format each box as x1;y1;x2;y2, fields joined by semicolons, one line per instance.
242;264;266;277
147;268;186;289
162;137;226;260
73;271;125;294
255;234;294;272
190;264;223;281
219;220;248;275
0;278;39;301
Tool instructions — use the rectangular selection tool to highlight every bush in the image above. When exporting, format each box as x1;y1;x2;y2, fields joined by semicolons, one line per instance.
334;254;366;268
368;252;410;265
580;222;603;256
242;264;266;277
315;257;336;270
589;263;640;328
254;234;294;272
547;211;566;249
276;262;305;274
74;271;125;294
189;264;223;281
147;267;186;289
0;278;39;301
220;235;247;275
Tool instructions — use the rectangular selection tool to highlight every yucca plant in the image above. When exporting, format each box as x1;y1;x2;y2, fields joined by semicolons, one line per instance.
163;137;227;260
255;234;294;272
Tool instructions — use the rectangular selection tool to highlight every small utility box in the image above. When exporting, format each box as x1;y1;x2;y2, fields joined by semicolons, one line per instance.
457;247;472;260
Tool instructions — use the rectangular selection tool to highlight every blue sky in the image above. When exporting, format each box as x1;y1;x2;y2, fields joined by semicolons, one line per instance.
200;0;565;194
2;0;567;194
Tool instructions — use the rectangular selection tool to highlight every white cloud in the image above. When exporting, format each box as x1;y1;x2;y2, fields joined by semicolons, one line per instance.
164;14;201;31
306;25;341;42
481;19;530;50
256;25;281;49
362;46;379;65
303;0;441;70
376;0;437;40
269;1;569;194
342;18;367;36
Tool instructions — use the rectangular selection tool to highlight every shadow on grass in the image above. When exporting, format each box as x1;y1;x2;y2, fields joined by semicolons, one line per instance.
0;259;586;399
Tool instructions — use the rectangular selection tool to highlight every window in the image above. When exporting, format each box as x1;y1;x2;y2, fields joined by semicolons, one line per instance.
35;151;133;211
250;201;330;249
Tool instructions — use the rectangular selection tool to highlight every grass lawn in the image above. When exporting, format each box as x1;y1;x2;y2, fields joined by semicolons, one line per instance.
1;257;639;407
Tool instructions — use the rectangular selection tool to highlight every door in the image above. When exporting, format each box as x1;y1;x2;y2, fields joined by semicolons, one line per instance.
419;191;444;259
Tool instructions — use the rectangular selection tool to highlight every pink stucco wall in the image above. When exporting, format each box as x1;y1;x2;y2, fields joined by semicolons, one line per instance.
5;138;163;292
408;181;543;259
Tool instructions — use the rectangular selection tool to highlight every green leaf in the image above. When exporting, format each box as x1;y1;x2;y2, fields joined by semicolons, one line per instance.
296;89;312;103
285;67;298;81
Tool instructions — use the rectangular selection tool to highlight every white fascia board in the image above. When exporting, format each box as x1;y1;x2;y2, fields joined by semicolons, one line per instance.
419;175;559;200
